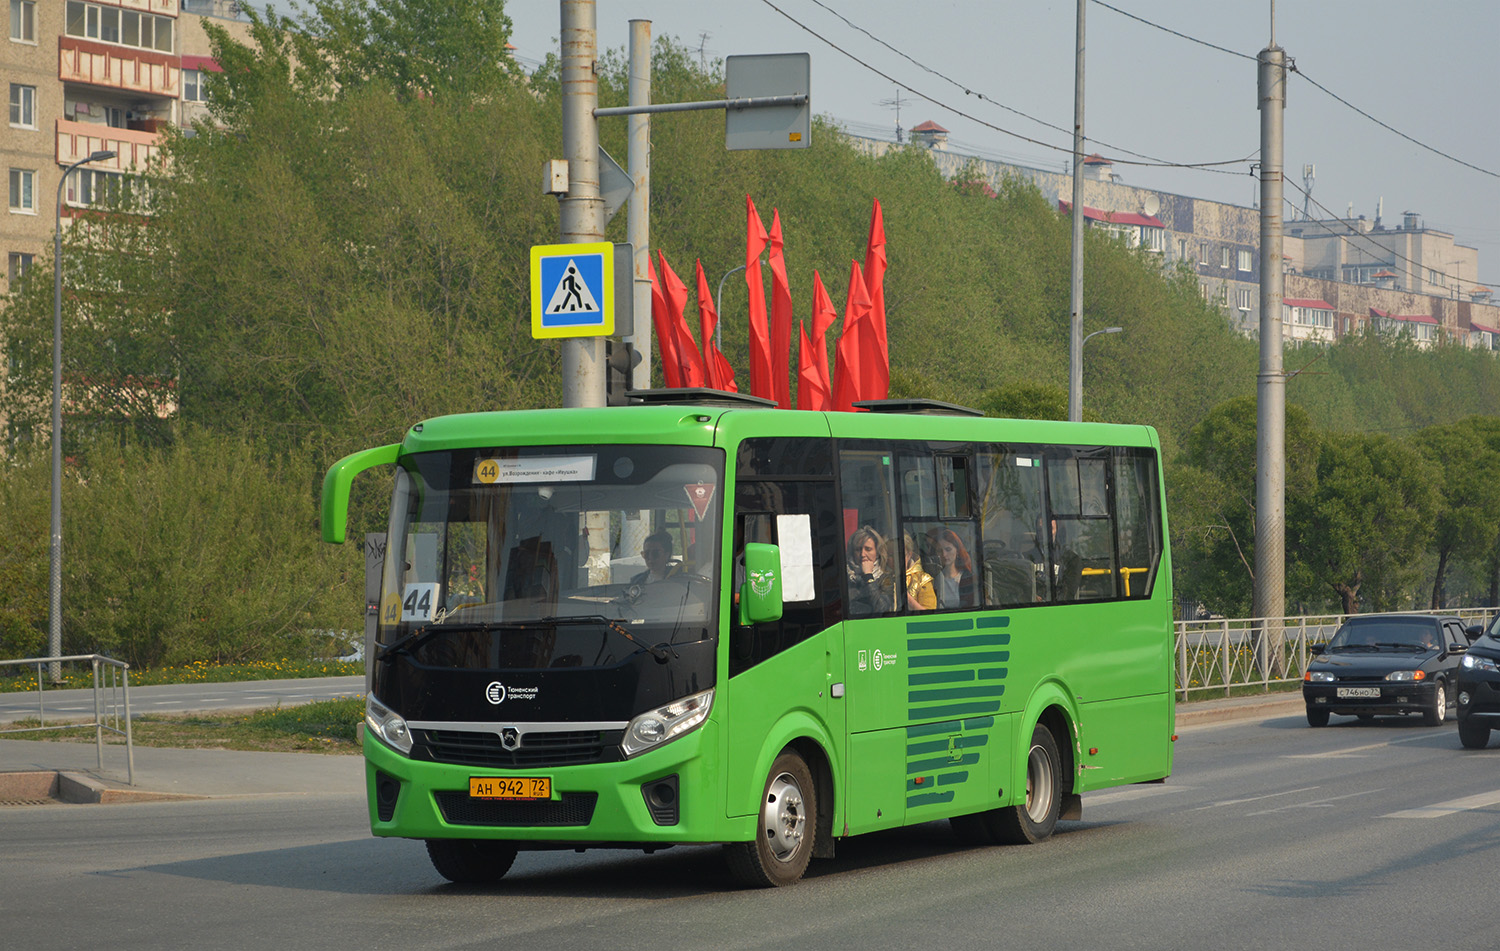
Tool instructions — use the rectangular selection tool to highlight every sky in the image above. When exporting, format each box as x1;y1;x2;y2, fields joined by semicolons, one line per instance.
502;0;1500;288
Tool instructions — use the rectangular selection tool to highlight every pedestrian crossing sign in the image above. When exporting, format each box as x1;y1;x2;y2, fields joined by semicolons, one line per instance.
530;241;614;338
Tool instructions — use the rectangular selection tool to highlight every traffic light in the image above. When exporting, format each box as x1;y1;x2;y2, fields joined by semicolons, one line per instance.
605;338;642;406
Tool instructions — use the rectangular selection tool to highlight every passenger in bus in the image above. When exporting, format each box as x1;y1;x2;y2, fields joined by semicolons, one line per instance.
632;531;682;585
934;528;976;609
846;526;894;615
903;531;936;611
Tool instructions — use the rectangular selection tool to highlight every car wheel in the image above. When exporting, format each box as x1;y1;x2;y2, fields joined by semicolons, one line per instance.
1459;718;1491;749
1306;706;1330;727
725;749;817;887
425;838;517;884
1423;682;1448;726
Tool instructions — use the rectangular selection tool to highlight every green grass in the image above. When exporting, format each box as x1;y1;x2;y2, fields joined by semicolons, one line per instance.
0;658;361;693
6;696;367;754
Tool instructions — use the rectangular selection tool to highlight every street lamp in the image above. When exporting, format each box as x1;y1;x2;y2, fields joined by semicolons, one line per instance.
1075;326;1122;422
49;149;115;682
715;263;747;349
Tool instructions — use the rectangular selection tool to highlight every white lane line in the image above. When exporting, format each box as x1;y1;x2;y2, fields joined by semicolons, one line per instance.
1382;791;1500;819
1190;786;1320;811
1082;785;1189;806
1246;788;1386;816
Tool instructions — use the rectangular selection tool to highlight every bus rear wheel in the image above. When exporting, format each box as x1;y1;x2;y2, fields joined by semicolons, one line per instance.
425;838;518;884
725;749;817;887
991;724;1063;845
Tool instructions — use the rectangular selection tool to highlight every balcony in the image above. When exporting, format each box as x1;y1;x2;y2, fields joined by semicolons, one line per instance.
60;36;180;100
116;0;181;15
56;119;162;173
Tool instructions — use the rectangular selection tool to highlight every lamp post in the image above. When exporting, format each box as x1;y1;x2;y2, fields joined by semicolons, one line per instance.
49;149;115;683
1076;326;1122;421
715;263;747;350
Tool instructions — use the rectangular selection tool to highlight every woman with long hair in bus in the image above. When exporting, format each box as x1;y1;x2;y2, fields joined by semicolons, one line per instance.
903;530;936;611
846;525;894;615
935;527;976;609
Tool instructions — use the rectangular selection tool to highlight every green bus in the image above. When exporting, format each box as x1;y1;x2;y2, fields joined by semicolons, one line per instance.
320;392;1174;887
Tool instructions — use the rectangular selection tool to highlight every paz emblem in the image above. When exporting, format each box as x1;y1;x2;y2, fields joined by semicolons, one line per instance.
749;568;776;598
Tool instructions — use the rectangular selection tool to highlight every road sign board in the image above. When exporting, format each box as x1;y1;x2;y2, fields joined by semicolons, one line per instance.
531;241;614;338
725;53;811;150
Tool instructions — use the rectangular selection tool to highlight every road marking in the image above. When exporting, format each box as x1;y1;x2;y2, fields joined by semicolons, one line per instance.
1284;734;1433;758
1083;786;1188;806
1246;788;1386;816
1381;791;1500;819
1190;786;1320;811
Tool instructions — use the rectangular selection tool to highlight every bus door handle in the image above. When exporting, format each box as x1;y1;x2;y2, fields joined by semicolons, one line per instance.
830;683;845;698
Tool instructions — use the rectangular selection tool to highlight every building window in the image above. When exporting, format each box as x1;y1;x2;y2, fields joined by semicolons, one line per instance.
10;0;35;42
1237;287;1252;311
1237;249;1252;272
8;168;36;213
68;168;124;208
1139;226;1165;253
1220;247;1231;269
65;1;173;53
183;69;206;103
1198;242;1208;265
7;250;33;282
8;82;34;127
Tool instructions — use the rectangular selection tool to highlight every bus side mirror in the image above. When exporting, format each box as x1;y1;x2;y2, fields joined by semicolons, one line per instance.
738;543;784;626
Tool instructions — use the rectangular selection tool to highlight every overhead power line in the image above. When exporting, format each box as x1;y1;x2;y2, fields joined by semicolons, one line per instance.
756;0;1254;176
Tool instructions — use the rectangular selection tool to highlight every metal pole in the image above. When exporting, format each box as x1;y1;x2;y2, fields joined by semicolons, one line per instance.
1066;0;1086;423
560;0;605;408
627;19;652;390
1254;44;1287;640
49;149;114;684
1077;326;1122;419
716;264;747;349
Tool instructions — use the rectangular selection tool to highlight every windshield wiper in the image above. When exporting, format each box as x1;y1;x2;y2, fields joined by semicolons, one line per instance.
375;620;526;662
1329;643;1382;652
1374;642;1429;652
541;615;677;664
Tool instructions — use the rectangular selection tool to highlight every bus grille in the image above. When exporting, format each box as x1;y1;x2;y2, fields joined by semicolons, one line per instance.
434;791;598;827
415;728;616;769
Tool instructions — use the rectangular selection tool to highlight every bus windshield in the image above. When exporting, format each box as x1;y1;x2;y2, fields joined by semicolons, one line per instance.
378;444;723;669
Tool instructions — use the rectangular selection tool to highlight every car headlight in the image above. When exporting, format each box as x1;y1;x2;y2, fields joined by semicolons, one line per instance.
1305;671;1336;683
1385;670;1425;682
621;688;713;758
1463;654;1500;673
365;695;413;754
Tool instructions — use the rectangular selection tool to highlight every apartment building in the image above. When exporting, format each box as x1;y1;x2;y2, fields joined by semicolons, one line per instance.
3;0;249;296
848;124;1500;350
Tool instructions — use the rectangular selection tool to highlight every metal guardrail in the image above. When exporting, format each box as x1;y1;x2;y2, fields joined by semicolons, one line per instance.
0;654;134;785
1175;607;1494;701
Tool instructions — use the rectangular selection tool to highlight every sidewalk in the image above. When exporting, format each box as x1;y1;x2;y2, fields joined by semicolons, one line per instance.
0;692;1300;804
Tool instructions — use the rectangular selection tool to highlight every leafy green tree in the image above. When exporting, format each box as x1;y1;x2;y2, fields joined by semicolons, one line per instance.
1412;417;1500;608
1290;432;1438;613
979;381;1067;421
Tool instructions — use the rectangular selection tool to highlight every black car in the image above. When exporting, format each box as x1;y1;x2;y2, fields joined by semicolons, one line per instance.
1456;613;1500;748
1302;614;1472;727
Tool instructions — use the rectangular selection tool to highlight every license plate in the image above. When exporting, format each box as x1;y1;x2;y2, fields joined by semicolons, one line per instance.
469;776;551;800
1336;687;1381;699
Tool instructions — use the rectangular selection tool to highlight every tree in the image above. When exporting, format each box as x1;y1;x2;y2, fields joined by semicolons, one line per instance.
1291;432;1438;614
1412;417;1500;608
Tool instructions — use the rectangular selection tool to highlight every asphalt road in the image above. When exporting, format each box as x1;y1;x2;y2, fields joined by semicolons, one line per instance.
7;709;1500;950
0;675;365;724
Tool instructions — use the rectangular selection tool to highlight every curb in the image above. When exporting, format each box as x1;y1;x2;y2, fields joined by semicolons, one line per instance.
0;769;203;805
1175;697;1303;727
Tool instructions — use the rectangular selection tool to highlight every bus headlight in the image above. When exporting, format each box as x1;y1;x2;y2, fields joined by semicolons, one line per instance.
621;688;713;758
366;696;413;754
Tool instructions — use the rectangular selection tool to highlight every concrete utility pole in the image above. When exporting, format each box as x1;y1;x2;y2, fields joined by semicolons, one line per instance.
1254;34;1288;653
627;19;652;390
1066;0;1086;423
560;0;606;408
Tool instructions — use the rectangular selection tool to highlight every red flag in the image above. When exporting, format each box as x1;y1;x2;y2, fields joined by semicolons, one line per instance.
862;199;890;399
648;256;681;389
657;251;706;388
800;270;836;410
744;196;774;401
768;210;794;409
832;261;872;412
797;320;831;411
695;260;738;392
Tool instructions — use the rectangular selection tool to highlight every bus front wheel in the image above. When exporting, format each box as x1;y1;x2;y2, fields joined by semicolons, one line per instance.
425;838;517;884
725;749;817;887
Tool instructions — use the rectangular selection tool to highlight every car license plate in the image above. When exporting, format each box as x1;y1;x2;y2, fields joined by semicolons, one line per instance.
469;776;551;800
1336;687;1381;699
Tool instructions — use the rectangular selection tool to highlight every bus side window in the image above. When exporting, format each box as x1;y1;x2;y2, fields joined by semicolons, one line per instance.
1047;451;1118;602
977;448;1047;606
840;448;897;617
1113;449;1161;598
